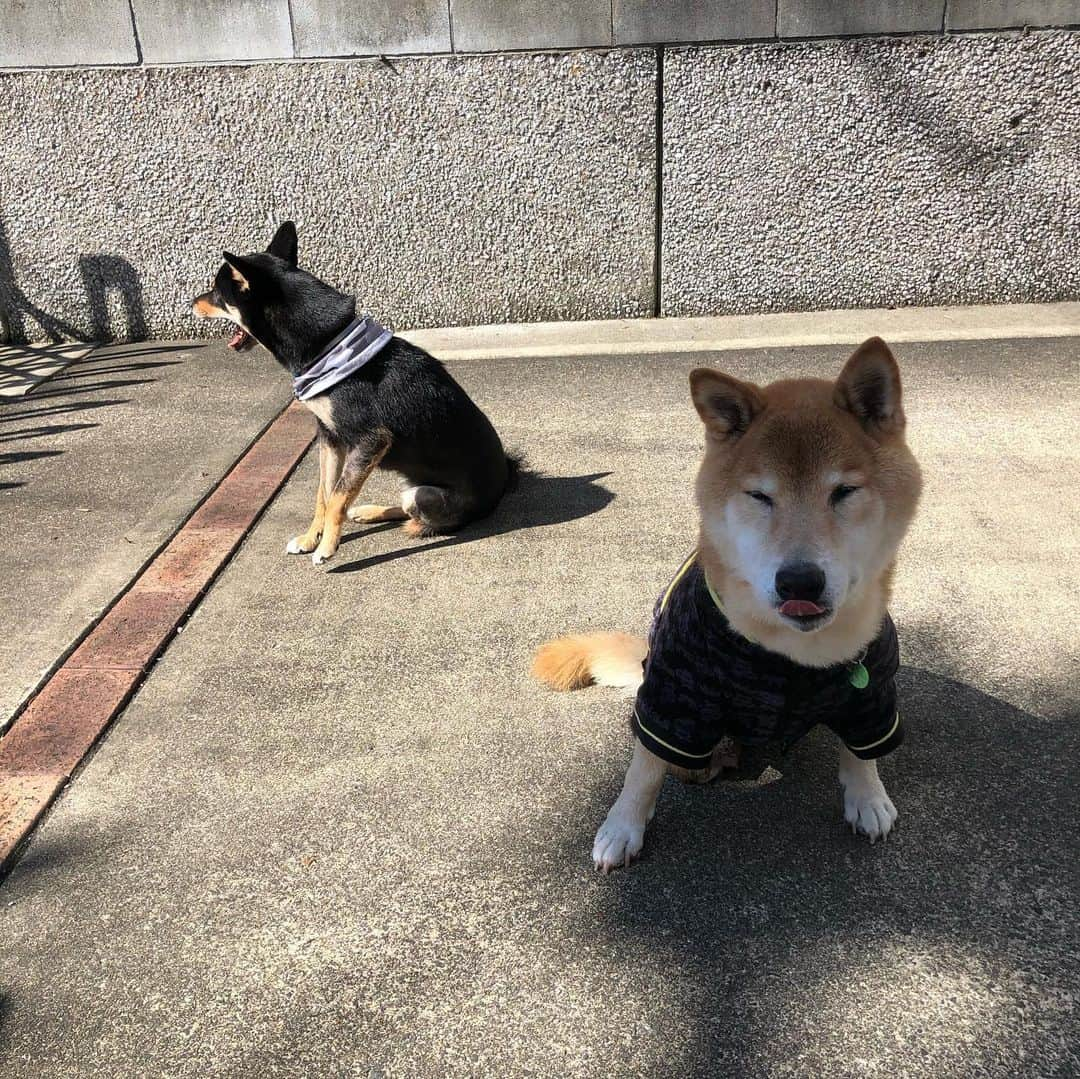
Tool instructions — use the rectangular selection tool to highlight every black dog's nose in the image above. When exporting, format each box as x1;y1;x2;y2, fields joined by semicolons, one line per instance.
775;562;826;602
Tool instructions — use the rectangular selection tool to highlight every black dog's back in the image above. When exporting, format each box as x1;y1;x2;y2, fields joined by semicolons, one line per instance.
325;338;511;520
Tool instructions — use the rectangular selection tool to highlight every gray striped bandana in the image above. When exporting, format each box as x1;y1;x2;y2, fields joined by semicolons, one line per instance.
292;316;393;400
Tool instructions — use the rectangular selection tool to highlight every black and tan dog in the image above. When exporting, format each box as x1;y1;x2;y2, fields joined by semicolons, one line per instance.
192;222;514;566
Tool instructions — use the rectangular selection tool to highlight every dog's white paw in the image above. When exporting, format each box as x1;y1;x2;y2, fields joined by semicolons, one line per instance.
842;782;898;842
592;812;646;874
311;546;335;567
285;537;306;554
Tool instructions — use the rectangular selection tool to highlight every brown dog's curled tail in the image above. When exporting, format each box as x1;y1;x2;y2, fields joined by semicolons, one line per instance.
532;633;647;692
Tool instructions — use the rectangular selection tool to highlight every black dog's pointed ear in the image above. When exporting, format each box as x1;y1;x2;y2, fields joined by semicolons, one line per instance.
267;221;298;266
222;251;256;292
834;337;905;435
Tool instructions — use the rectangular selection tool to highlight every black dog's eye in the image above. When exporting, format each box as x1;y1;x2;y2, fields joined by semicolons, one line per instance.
746;490;773;507
830;484;859;506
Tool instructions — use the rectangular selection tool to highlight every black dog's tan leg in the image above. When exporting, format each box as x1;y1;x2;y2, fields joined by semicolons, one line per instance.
311;430;392;566
286;440;343;555
346;504;409;524
592;741;668;874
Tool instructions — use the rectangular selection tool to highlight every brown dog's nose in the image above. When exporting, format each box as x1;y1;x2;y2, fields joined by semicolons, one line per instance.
775;562;826;602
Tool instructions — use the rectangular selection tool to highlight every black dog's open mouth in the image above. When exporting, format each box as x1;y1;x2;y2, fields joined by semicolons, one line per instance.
227;328;254;352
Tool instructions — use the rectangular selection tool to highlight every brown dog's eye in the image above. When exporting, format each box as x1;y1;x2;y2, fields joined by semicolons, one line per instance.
830;485;859;506
746;490;773;507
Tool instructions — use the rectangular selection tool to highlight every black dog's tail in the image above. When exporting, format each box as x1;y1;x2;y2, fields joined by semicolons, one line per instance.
504;450;526;493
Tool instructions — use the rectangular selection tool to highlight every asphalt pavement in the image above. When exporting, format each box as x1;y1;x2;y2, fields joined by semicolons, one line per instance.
0;341;290;727
0;336;1077;1077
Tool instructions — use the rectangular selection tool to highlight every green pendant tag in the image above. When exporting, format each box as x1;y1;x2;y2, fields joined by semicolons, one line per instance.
850;662;870;690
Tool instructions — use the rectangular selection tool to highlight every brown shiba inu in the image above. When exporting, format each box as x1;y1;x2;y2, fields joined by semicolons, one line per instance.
533;338;922;872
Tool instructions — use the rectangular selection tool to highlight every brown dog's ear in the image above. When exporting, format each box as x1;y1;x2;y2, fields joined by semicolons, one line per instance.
689;369;765;440
834;337;905;435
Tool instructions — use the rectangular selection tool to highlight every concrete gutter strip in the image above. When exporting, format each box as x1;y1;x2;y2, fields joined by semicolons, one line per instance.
0;402;315;873
402;302;1080;360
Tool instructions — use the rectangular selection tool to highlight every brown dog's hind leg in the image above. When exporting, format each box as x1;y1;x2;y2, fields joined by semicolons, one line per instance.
311;429;392;566
676;736;741;784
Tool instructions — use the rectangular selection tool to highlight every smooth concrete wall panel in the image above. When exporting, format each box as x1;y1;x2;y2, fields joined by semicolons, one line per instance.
947;1;1080;29
613;0;776;44
133;0;293;64
293;0;452;57
0;0;138;67
0;52;655;343
661;32;1080;316
779;1;943;37
6;0;1080;71
450;0;612;52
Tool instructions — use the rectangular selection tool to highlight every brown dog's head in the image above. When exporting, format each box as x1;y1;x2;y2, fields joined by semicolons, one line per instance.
690;338;921;664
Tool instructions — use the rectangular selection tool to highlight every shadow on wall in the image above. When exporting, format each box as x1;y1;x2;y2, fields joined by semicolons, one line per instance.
0;218;146;346
0;344;186;493
855;45;1038;178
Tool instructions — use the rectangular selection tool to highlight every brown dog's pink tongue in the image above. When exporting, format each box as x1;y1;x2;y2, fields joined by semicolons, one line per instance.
227;329;247;350
780;599;825;617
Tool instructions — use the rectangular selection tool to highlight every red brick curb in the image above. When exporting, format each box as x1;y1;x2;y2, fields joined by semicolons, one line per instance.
0;402;314;874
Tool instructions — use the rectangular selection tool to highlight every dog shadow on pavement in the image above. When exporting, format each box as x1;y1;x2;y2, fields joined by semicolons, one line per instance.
536;658;1078;1076
329;469;615;574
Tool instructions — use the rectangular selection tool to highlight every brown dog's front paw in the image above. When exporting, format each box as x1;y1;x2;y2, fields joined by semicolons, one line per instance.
311;543;337;567
286;534;318;555
842;786;898;843
592;813;646;874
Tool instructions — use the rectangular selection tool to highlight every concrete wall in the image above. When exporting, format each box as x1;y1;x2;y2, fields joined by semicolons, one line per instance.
4;1;1080;66
661;31;1080;316
0;52;656;343
1;4;1079;343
